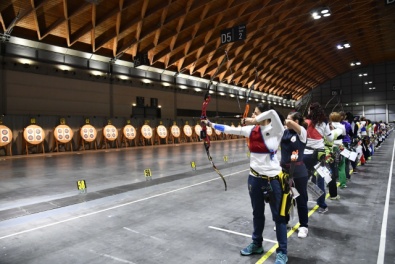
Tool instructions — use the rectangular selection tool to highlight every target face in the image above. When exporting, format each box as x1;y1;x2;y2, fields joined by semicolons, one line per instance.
23;125;45;144
0;125;12;146
171;125;180;138
156;125;168;139
206;126;213;136
194;124;202;136
141;125;153;139
183;125;192;137
54;125;73;143
123;125;136;140
103;125;118;141
80;124;97;142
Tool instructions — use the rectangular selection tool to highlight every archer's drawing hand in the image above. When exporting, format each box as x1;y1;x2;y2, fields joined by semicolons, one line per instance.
243;117;255;125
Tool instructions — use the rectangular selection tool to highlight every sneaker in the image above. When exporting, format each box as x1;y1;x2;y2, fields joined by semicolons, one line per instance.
240;243;264;256
275;252;288;264
298;227;308;238
329;195;340;200
340;184;347;189
318;207;328;213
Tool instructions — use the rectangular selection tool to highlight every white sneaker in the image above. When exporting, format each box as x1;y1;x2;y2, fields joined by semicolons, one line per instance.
298;227;308;238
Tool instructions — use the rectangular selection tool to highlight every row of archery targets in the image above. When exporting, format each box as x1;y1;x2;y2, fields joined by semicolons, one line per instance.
0;119;243;156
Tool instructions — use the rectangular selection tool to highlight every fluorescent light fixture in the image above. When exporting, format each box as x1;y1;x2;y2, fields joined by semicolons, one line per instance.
194;88;202;92
118;75;129;80
219;92;226;96
18;58;34;65
230;94;235;97
162;82;171;86
58;65;72;71
179;85;187;89
91;70;102;76
142;79;151;83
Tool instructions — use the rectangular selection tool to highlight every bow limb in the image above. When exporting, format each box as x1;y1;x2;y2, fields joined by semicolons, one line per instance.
242;67;258;120
200;94;227;191
199;52;229;191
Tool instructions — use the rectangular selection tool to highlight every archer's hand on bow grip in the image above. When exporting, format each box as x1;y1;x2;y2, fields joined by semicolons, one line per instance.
242;104;250;126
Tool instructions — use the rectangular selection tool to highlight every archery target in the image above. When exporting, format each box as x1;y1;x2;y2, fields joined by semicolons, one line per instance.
103;125;118;141
183;125;192;137
171;125;180;138
0;125;12;147
141;125;153;139
23;125;45;145
206;126;213;136
54;125;73;143
123;125;136;140
194;124;202;136
80;124;97;142
156;125;168;139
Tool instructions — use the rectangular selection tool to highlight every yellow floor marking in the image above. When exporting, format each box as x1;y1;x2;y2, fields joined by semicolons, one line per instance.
255;182;341;263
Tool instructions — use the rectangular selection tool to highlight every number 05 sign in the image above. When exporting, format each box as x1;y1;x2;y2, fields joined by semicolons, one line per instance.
221;24;246;44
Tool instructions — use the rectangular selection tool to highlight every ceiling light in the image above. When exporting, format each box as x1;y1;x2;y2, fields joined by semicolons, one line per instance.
179;85;187;89
90;70;102;76
194;88;202;92
119;75;129;80
364;81;373;85
337;42;351;49
350;61;361;66
58;65;72;71
358;73;368;77
219;92;225;96
311;7;331;19
230;94;235;97
18;58;34;65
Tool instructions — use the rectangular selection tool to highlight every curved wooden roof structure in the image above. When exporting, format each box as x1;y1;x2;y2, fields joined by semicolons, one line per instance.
1;0;394;100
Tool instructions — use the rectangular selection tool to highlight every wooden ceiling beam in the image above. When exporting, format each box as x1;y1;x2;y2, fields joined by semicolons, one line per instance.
113;0;124;57
0;12;5;32
62;0;70;46
91;4;96;52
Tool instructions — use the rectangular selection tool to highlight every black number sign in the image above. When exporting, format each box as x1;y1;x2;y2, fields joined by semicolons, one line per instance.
221;24;246;44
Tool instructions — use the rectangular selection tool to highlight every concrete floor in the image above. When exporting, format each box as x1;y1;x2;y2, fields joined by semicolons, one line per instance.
0;137;394;264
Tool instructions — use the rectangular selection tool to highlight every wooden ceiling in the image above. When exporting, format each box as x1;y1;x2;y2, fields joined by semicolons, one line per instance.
1;0;395;100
